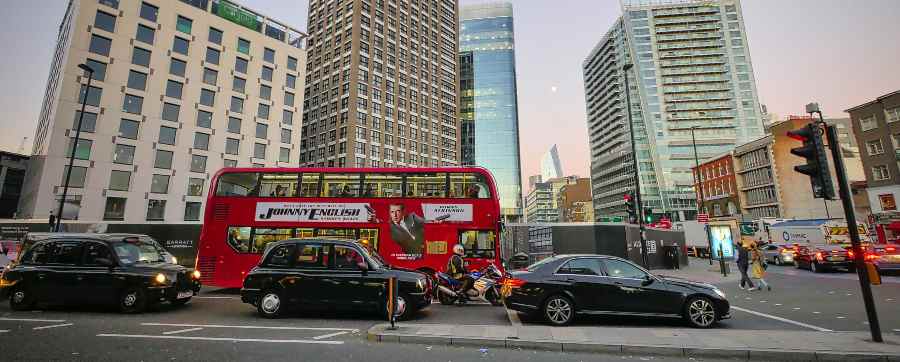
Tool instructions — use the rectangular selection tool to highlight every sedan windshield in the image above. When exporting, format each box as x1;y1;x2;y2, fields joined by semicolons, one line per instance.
112;241;166;265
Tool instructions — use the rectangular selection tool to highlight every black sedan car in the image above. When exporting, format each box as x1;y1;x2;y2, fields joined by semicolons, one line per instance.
240;238;431;320
502;255;730;328
0;233;201;312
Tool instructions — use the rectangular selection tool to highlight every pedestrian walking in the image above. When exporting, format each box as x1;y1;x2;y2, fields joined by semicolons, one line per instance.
736;242;755;290
750;242;771;291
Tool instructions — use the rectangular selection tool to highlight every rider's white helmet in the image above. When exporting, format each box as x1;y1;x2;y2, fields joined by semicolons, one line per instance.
453;244;465;256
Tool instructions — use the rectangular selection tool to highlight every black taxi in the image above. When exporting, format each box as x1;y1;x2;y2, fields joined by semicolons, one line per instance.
0;233;201;313
241;238;432;320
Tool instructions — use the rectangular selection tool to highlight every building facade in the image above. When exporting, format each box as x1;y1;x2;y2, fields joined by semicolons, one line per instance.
584;0;765;222
18;0;307;222
299;0;462;169
0;151;29;218
540;144;563;181
557;177;593;222
524;175;580;223
691;153;739;217
459;2;523;222
733;134;779;218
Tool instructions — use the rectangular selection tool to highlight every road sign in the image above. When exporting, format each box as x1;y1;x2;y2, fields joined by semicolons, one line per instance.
697;213;709;223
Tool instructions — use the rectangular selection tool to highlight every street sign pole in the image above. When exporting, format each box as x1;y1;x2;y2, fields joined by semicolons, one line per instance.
824;123;882;343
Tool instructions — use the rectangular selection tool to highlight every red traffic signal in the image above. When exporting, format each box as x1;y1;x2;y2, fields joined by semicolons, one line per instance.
787;123;834;200
623;194;632;201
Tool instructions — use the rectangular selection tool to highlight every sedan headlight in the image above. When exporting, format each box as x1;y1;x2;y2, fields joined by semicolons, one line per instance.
712;288;726;299
192;270;202;279
154;273;167;284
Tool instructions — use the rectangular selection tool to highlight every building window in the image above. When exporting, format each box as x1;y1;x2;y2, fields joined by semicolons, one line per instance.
89;35;112;56
886;107;900;123
94;10;116;32
254;143;267;159
84;59;107;81
867;139;885;155
66;138;92;160
184;202;202;221
146;199;166;221
230;96;244;113
287;56;297;71
78;85;102;106
172;36;189;55
118;119;140;139
225;138;240;155
873;165;890;181
161;102;179;122
191;155;207;173
197;110;212;128
139;2;158;22
237;38;250;55
286;74;296;89
126;70;147;91
108;170;131;191
193;132;210;150
259;84;272;100
205;47;220;65
103;197;127;220
280;128;291;144
283;110;293;125
113;144;136;165
860;115;877;131
169;58;186;77
233;76;246;93
255;122;268;138
122;94;143;114
199;89;215;107
154;149;173;169
284;92;295;107
158;126;177;145
208;27;223;45
176;16;192;34
279;147;290;163
166;80;183;99
258;103;270;119
187;178;204;196
62;166;88;188
261;66;273;82
263;48;275;63
131;47;151;67
73;111;97;132
227;117;241;133
150;174;170;193
224;159;237;168
136;24;155;45
235;57;248;74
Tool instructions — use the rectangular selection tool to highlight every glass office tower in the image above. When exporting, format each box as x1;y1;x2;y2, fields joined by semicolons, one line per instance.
460;2;523;222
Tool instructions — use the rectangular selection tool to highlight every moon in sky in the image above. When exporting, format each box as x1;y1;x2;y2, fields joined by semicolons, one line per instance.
551;86;558;93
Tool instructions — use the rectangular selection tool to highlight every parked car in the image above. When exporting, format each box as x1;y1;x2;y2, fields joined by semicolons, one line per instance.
762;243;796;265
240;238;432;320
872;244;900;275
14;233;179;265
501;255;730;328
0;233;201;312
793;244;851;272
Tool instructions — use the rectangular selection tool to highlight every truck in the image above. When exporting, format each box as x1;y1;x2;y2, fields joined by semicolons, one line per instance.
675;221;711;258
767;219;870;246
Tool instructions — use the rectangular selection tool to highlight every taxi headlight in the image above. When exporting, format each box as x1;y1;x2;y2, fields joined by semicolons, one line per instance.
155;273;167;284
171;256;178;264
416;278;425;291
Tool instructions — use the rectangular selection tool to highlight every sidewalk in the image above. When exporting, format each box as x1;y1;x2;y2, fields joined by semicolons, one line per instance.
651;257;741;285
368;323;900;361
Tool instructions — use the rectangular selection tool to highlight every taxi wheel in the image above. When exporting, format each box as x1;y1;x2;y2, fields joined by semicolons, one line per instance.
257;290;284;318
119;288;146;313
9;285;36;311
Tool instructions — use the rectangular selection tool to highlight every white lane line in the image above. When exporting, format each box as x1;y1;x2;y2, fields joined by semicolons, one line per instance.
506;308;522;327
162;327;204;335
813;311;821;314
793;307;801;310
836;316;846;319
774;304;782;306
731;306;832;332
141;323;358;332
312;331;349;340
193;296;236;299
32;323;73;330
0;329;9;333
97;334;344;344
0;318;66;323
893;329;900;332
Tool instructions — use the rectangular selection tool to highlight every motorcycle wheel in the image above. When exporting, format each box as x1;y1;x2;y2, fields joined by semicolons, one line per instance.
438;291;456;305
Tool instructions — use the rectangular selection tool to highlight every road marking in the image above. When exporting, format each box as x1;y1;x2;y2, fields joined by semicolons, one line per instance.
162;327;203;335
312;331;348;340
813;311;821;314
193;296;236;300
759;300;767;303
506;308;522;327
97;334;344;344
793;307;801;310
846;293;853;296
887;299;895;302
774;304;782;306
730;306;832;332
0;318;66;323
828;291;835;294
893;329;900;332
0;329;9;333
836;316;846;319
33;323;73;330
141;323;358;332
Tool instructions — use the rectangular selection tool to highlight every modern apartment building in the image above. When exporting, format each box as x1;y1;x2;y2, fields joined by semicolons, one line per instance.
18;0;307;222
459;1;523;222
584;0;765;222
299;0;461;169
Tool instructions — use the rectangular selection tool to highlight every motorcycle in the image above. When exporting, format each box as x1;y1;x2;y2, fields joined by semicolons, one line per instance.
435;264;504;306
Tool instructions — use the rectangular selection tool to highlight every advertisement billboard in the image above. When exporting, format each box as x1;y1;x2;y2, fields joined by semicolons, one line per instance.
709;224;735;260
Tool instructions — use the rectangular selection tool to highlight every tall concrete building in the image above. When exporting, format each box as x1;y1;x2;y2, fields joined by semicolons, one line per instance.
540;144;563;181
459;1;523;222
299;0;461;169
18;0;307;222
583;0;765;222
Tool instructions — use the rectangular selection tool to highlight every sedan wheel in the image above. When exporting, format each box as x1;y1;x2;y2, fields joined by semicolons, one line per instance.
258;291;283;318
684;296;717;328
9;286;35;311
543;295;574;326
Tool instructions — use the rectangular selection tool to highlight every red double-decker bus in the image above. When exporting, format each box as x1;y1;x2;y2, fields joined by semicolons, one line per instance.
196;167;503;288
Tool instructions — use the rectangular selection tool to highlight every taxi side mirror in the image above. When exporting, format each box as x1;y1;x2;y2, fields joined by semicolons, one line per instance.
95;258;114;267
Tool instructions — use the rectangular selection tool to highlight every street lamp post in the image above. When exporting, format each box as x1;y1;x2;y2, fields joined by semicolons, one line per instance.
622;63;649;268
56;63;94;232
690;126;714;265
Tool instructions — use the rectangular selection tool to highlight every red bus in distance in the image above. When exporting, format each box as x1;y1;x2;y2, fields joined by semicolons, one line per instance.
196;167;503;288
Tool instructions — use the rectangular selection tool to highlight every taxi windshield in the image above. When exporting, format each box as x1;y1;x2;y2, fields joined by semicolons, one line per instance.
357;245;385;269
111;241;166;265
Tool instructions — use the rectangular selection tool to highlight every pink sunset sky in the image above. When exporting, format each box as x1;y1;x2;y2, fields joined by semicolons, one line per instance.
0;0;898;191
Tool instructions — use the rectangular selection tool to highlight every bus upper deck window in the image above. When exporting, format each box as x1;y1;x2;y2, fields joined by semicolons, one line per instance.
215;173;260;196
406;173;446;198
298;173;321;197
322;173;361;197
259;173;299;197
450;173;490;199
362;173;403;198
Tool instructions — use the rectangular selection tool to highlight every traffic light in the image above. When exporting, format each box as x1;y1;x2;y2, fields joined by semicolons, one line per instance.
645;209;653;223
787;123;835;200
624;194;636;223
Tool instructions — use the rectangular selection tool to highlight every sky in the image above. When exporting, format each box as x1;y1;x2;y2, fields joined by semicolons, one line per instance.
1;0;899;189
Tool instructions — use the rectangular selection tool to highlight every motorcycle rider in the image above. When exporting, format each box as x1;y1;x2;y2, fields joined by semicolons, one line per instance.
447;244;473;300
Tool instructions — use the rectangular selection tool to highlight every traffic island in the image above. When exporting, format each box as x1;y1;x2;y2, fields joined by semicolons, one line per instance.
367;323;900;361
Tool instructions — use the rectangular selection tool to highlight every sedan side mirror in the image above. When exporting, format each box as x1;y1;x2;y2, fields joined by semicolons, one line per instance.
641;275;654;286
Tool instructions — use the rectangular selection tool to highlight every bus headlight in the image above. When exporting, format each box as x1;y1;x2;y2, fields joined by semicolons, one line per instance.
155;273;167;284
